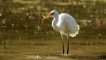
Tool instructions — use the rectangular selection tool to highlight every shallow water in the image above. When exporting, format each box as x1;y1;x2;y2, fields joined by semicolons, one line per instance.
0;39;106;60
25;54;77;60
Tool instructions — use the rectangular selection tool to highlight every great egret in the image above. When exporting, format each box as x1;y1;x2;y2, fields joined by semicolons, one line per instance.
42;10;80;55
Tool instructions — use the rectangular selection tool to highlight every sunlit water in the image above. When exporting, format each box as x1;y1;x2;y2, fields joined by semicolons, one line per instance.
25;54;77;60
0;39;106;60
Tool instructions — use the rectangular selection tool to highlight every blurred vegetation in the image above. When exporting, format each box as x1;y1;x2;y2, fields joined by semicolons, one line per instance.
0;0;106;40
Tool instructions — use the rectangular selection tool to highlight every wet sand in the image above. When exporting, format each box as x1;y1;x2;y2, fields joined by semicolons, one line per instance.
0;39;106;60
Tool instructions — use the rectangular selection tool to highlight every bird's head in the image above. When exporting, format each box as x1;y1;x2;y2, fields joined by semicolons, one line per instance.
42;10;58;22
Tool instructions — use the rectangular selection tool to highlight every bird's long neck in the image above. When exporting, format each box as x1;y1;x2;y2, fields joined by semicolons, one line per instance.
52;16;60;32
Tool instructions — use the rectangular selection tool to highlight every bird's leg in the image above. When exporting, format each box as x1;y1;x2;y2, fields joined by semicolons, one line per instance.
61;34;64;54
67;35;70;55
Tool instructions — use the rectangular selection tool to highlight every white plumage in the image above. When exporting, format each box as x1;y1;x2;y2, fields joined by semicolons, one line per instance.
47;10;80;37
43;10;80;55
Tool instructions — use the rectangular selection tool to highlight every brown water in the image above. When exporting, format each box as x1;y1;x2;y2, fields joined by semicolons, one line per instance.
0;39;106;60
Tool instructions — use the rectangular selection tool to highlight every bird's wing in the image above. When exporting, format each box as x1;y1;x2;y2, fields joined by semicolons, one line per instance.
58;13;80;37
58;13;77;27
65;14;79;37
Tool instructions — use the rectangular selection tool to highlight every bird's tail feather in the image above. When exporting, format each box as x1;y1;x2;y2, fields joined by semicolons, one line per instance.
69;25;80;37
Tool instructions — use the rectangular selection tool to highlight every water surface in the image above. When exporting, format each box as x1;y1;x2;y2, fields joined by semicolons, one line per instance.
0;39;106;60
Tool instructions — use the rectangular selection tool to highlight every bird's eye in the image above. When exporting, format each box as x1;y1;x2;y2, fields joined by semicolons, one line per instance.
51;12;54;15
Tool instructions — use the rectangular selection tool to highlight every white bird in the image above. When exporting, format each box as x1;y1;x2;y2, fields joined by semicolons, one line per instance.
42;10;80;55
